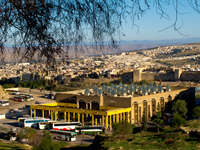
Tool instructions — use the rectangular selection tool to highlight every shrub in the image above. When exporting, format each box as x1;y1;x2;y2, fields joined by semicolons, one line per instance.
172;100;188;118
152;111;164;132
112;123;133;137
172;113;186;128
17;128;37;142
33;132;64;150
192;106;200;119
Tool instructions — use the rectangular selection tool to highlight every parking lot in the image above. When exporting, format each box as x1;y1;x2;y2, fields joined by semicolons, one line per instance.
0;88;95;145
0;88;55;129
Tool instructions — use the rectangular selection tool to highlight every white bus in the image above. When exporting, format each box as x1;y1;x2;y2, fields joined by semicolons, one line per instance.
52;122;81;131
38;121;56;130
50;130;77;141
76;126;104;134
18;117;50;128
0;100;9;106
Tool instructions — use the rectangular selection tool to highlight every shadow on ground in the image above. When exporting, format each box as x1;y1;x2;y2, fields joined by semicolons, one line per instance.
61;146;92;150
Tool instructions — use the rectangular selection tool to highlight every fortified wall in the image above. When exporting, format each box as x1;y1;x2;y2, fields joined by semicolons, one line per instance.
122;68;200;82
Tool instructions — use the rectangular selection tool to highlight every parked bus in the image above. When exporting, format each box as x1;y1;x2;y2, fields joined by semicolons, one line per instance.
50;130;77;141
52;122;81;131
38;121;56;130
18;117;50;128
0;100;9;106
76;126;104;134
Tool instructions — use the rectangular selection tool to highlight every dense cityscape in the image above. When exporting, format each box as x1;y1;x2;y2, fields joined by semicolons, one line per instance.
1;0;200;150
1;43;200;149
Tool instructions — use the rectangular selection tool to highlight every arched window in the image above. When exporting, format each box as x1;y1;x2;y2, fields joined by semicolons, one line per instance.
152;98;156;115
92;101;99;110
160;97;165;111
79;100;86;109
168;95;172;102
143;100;148;121
134;102;138;123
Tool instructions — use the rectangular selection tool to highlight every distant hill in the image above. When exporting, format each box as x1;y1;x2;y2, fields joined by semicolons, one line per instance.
120;37;200;45
2;37;200;62
118;37;200;52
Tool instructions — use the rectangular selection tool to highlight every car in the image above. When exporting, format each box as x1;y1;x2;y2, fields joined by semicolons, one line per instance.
35;101;41;104
6;110;23;119
13;96;25;102
27;95;34;101
44;94;55;99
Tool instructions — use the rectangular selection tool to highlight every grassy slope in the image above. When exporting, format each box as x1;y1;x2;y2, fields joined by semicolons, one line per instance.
102;129;200;150
0;141;29;150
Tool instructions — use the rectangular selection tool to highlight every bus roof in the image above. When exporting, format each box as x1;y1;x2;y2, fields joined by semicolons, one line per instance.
39;121;56;124
0;99;9;102
53;121;81;124
49;130;77;136
19;117;50;121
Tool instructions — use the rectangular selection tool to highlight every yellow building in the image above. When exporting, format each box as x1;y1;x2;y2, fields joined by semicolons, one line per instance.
30;102;131;129
30;89;185;130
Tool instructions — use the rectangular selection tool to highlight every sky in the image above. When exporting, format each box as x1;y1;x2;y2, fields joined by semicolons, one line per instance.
5;1;200;47
120;1;200;41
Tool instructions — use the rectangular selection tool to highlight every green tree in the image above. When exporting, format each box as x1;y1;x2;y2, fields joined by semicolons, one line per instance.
17;128;37;143
192;106;200;119
172;113;186;128
33;132;63;150
2;83;16;89
172;100;188;118
112;123;133;140
142;114;147;131
152;111;164;133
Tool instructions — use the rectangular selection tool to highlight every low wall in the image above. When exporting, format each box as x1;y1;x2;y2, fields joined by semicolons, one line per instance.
141;72;156;81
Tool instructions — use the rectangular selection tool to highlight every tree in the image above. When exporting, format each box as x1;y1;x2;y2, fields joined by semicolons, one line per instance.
112;123;133;140
172;113;186;128
0;0;200;62
142;113;147;131
33;132;63;150
152;110;164;133
192;106;200;119
172;100;188;119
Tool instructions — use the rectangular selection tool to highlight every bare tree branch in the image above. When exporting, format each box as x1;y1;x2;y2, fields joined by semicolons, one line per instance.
0;0;199;63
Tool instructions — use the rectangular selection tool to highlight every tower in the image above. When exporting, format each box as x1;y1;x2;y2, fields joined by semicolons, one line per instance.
174;68;182;81
133;69;142;82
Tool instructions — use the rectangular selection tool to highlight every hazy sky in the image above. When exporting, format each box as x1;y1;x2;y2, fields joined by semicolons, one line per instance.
120;1;200;41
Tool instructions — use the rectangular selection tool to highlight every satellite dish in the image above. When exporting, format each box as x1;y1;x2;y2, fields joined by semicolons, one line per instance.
84;88;90;96
166;85;171;92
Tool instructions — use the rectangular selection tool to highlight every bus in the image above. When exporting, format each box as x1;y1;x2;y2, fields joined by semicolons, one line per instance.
52;122;81;131
76;126;104;134
18;117;50;128
38;121;56;130
0;100;9;106
50;130;77;141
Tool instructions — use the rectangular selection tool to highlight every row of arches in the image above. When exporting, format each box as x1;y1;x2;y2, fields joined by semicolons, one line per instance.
61;97;101;110
133;95;172;123
78;100;100;110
